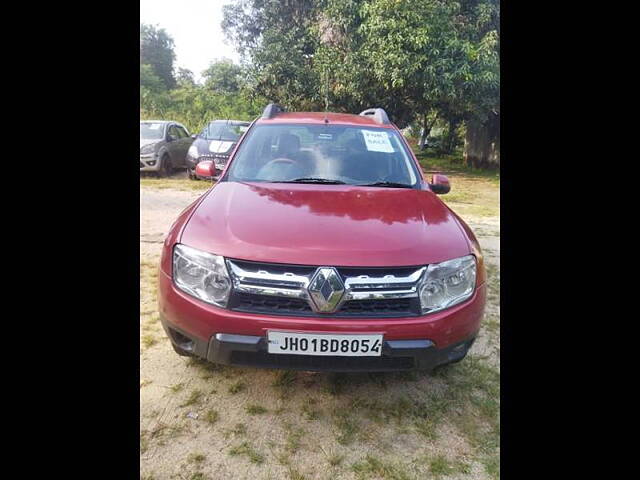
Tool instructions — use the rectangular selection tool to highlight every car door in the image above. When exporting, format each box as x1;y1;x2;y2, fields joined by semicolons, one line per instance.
174;124;193;167
165;124;184;168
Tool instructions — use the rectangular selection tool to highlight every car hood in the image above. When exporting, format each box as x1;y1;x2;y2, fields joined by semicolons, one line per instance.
180;182;471;267
207;140;236;154
140;139;160;148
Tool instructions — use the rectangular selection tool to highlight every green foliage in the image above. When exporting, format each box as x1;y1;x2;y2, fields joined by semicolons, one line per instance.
140;64;165;93
140;85;265;134
176;68;196;88
221;0;499;134
202;59;244;93
140;23;177;90
140;1;499;166
222;0;324;110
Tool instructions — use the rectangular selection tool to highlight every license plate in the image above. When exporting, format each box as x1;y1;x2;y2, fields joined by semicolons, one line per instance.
267;331;383;357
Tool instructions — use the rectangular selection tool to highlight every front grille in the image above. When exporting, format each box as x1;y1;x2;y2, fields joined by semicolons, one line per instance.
226;259;424;318
231;292;311;314
230;351;415;371
340;298;417;316
229;292;418;317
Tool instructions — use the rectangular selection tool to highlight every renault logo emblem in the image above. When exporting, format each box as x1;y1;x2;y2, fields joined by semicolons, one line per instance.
307;267;345;313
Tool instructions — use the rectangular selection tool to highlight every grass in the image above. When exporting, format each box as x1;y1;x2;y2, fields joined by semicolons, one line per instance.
224;422;247;438
484;313;500;335
432;357;501;477
486;263;500;303
228;381;246;394
170;382;184;393
228;441;265;464
412;147;500;219
204;409;219;424
141;334;157;349
141;422;187;452
246;404;268;415
139;174;213;192
180;389;203;407
286;468;307;480
284;423;306;454
273;370;296;390
325;373;349;396
412;146;500;180
320;446;345;467
187;452;206;464
333;410;360;445
351;455;411;480
428;455;471;478
301;397;320;421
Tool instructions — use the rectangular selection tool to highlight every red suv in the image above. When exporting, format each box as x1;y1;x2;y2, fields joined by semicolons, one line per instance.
158;104;486;372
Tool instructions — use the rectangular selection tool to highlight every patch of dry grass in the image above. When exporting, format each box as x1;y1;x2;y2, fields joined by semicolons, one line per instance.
140;176;213;192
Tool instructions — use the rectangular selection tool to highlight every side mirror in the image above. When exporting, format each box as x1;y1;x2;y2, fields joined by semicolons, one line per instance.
191;134;197;139
195;160;218;179
429;173;450;194
166;134;177;142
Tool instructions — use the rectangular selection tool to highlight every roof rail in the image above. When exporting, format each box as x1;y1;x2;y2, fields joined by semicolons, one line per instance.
262;103;285;119
359;108;390;125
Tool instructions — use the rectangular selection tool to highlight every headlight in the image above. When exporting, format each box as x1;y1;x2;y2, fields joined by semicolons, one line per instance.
173;244;232;307
140;143;156;155
419;255;476;313
187;145;199;159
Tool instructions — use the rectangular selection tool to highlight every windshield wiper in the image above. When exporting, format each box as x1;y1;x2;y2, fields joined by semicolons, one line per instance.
358;181;413;188
281;177;346;184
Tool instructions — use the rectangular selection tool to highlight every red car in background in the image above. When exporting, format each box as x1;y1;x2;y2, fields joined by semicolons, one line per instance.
158;104;486;372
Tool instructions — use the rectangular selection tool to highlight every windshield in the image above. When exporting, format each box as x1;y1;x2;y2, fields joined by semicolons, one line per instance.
225;124;419;187
202;122;249;141
140;122;165;140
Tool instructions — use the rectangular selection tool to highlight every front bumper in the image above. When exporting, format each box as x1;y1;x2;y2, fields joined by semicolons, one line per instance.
140;154;160;172
158;269;485;371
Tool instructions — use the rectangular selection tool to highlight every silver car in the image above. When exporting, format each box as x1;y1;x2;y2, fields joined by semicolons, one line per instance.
140;120;193;175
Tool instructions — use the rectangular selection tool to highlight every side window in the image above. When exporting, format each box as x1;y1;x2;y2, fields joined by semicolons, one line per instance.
177;126;189;138
168;125;179;139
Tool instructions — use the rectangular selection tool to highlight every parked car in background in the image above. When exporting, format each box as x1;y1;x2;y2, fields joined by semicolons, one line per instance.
186;120;250;180
140;120;193;176
158;104;486;372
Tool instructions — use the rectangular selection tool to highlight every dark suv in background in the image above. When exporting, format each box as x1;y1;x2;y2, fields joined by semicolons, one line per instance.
186;120;250;179
140;120;193;176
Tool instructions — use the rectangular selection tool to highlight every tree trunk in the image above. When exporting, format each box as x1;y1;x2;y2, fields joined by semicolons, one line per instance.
443;117;461;153
464;112;500;168
418;113;432;150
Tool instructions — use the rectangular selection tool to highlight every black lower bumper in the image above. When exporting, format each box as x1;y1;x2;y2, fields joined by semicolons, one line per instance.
161;320;476;372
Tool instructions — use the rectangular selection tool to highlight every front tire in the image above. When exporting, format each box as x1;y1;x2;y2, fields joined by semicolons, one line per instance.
159;155;173;177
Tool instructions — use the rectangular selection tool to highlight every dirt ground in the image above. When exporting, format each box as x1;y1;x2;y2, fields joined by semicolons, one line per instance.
140;172;500;480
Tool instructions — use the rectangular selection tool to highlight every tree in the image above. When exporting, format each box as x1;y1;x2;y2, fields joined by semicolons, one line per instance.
202;59;243;93
140;23;176;89
219;1;500;164
316;0;499;143
222;0;324;110
176;68;195;88
140;64;165;92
